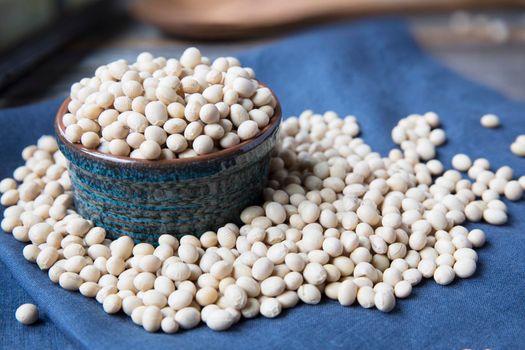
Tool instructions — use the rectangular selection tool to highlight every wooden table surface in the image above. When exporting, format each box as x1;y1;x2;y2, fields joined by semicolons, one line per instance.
0;10;524;107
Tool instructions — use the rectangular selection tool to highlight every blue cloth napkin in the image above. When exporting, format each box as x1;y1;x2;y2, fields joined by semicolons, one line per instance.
1;18;524;349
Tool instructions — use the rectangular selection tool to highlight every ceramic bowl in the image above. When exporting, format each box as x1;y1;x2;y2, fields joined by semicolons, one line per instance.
55;92;281;244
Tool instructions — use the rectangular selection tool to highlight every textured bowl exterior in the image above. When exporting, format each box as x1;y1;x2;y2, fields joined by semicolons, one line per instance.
55;95;281;244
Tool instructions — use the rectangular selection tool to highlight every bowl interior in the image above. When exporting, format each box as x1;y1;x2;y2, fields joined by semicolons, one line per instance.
55;85;282;168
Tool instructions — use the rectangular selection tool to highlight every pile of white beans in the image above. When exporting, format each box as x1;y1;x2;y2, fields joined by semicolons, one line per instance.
1;110;524;332
63;49;276;159
449;11;510;44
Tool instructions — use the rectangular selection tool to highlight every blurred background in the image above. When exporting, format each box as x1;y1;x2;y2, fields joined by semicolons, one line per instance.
0;0;524;107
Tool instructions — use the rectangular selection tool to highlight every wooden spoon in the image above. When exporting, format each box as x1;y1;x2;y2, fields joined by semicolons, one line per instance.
131;0;525;40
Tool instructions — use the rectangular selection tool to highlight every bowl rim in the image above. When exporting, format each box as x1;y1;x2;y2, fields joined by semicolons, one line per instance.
55;83;282;168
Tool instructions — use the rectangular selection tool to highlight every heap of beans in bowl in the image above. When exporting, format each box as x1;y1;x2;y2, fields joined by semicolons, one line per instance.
63;48;276;159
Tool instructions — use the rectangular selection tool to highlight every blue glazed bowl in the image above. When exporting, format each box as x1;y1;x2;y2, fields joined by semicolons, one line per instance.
55;92;281;244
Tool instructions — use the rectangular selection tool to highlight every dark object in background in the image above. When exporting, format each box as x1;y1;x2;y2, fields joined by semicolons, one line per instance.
0;0;119;93
131;0;525;40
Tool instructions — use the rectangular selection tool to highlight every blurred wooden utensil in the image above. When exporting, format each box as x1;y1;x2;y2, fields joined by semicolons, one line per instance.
131;0;525;40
